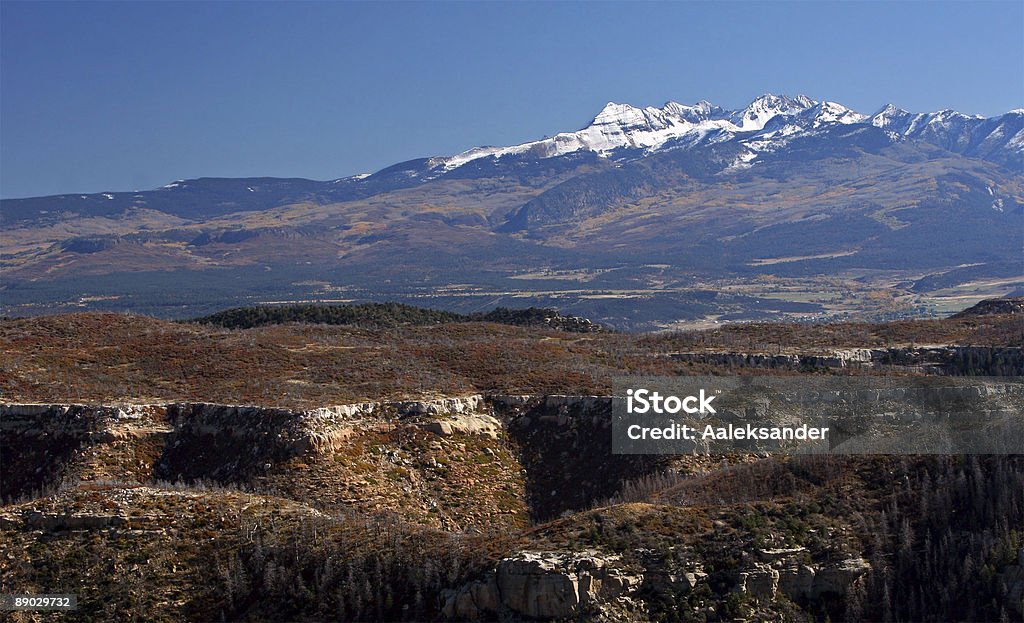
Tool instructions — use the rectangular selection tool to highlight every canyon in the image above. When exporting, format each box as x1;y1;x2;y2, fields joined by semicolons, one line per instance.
2;306;1023;620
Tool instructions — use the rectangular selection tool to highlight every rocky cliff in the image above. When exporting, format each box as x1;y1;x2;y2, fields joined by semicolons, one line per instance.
1;396;498;503
668;345;1024;374
4;395;1023;621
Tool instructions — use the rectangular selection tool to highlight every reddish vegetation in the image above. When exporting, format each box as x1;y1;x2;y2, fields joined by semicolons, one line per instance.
1;312;1020;407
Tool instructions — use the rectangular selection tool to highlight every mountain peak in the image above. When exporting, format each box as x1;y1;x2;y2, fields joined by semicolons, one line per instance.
592;102;644;124
661;100;720;122
875;103;907;115
806;101;867;125
730;94;817;131
747;93;814;107
869;103;915;131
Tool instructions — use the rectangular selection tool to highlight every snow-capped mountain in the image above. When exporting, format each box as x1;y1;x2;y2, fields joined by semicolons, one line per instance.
8;94;1018;228
435;94;1022;172
869;105;1024;165
727;94;816;131
439;101;732;170
438;94;812;170
3;92;1021;324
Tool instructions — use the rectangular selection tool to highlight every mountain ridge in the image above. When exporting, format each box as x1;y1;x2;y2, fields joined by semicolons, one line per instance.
3;94;1020;208
1;93;1021;327
430;94;1021;174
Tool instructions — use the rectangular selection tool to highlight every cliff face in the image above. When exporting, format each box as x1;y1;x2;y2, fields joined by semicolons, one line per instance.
1;396;497;506
7;383;1023;509
0;404;170;501
439;547;876;621
4;395;1023;621
1;395;667;524
668;345;1024;374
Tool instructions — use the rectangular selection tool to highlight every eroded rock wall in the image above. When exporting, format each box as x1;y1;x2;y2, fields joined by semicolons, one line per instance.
669;345;1024;374
1;396;497;496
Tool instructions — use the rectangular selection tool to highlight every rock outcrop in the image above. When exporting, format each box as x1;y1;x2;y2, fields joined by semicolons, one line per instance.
441;550;642;620
443;546;873;620
418;413;501;439
668;345;1024;375
734;547;870;603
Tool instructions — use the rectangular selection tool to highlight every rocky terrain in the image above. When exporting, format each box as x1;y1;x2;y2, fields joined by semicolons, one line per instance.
1;306;1023;621
3;395;1022;621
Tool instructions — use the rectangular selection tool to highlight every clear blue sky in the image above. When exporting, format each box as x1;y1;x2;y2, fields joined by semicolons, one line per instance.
1;0;1021;199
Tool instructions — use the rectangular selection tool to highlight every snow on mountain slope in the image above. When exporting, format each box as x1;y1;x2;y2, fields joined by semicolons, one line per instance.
800;101;868;127
869;107;985;136
869;106;1023;167
440;101;731;170
727;94;815;131
435;94;1022;173
727;101;872;168
439;94;822;170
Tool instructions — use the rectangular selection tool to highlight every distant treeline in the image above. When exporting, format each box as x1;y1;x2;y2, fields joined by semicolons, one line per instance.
189;302;602;332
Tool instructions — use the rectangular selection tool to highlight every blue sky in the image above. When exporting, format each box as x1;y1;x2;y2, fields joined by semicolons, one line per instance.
1;1;1021;199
